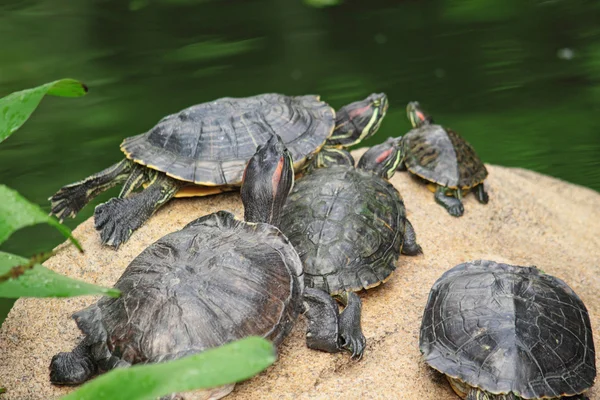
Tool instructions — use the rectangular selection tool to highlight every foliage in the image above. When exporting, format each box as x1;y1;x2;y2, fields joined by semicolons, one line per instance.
0;185;82;251
0;79;88;143
60;337;276;400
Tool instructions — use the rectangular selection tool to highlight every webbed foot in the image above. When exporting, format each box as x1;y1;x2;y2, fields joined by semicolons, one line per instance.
49;159;133;222
49;342;97;385
94;198;139;248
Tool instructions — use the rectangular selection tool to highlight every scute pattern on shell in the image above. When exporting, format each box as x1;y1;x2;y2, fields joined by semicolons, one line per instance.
402;125;487;189
73;211;304;364
280;166;406;295
419;259;596;399
120;94;335;185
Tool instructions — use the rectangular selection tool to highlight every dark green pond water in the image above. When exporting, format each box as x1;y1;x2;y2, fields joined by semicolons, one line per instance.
1;0;599;257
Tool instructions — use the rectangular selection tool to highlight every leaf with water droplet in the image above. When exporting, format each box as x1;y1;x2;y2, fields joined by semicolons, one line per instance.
60;336;276;400
0;185;82;251
0;251;119;298
0;78;88;143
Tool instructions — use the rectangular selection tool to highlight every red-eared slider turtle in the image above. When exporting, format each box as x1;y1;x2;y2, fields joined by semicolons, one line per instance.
398;101;488;217
420;260;596;400
279;139;423;359
49;93;388;248
49;135;359;399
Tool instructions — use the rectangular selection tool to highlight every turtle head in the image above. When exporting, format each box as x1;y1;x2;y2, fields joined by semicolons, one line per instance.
328;93;388;147
407;101;433;128
357;137;402;180
241;134;294;227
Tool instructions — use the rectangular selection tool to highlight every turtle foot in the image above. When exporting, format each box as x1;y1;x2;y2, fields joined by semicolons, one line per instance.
49;350;96;385
49;183;90;222
447;203;464;217
94;198;138;249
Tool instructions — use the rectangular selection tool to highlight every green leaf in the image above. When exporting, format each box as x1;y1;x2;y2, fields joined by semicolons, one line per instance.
0;251;119;298
0;185;82;251
0;78;88;143
61;336;276;400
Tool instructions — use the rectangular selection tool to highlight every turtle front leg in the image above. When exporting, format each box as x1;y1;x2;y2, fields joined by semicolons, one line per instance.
336;291;366;359
49;159;134;222
434;185;464;217
303;287;342;354
401;218;422;256
474;183;489;204
94;172;182;248
303;288;366;359
50;340;97;385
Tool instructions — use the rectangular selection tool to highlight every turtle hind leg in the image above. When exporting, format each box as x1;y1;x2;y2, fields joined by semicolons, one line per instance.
401;218;422;256
49;340;97;385
434;185;464;217
94;172;182;248
474;183;489;204
49;159;134;222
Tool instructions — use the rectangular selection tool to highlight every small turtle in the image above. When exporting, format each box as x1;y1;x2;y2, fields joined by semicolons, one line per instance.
280;139;422;359
49;136;360;399
50;93;388;248
398;101;488;217
420;260;596;400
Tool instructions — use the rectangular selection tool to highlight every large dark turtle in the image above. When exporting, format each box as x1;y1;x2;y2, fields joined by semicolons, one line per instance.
50;92;388;248
398;101;488;217
420;259;596;400
49;135;360;399
279;139;423;359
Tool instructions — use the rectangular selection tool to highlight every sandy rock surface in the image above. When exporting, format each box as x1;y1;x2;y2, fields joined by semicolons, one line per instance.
1;151;599;400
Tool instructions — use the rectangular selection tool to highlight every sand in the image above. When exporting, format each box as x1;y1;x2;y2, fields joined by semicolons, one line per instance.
1;151;599;399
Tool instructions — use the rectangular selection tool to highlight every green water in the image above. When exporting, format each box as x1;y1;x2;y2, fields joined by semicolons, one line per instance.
1;0;599;257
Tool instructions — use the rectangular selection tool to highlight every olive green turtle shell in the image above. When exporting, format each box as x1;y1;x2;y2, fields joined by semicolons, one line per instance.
72;211;304;364
420;260;596;399
401;125;487;189
279;166;406;295
121;93;335;186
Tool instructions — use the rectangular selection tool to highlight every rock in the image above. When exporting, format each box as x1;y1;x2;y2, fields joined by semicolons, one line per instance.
1;150;599;400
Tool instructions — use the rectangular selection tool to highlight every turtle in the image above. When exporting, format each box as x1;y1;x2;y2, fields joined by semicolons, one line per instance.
279;138;423;359
419;259;596;400
397;101;488;217
49;92;389;248
49;135;362;399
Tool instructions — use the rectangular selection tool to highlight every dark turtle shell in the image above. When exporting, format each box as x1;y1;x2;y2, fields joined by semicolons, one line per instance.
420;259;596;399
72;211;304;364
279;166;406;295
121;93;335;186
401;124;487;189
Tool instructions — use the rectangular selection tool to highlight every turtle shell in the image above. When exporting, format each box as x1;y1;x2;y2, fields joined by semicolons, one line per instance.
419;259;596;399
72;211;304;364
121;93;335;186
279;166;406;295
401;124;487;189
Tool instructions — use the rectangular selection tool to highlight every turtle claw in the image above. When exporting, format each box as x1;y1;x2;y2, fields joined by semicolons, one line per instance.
94;198;136;249
49;183;89;222
341;330;366;360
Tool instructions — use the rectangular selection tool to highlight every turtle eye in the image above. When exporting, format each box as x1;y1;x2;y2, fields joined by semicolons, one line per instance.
373;100;381;107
